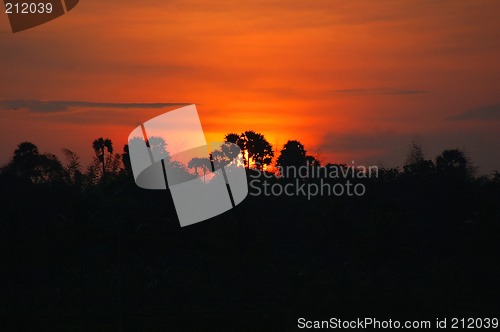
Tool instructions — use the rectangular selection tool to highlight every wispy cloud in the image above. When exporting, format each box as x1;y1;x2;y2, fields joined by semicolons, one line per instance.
450;104;500;121
0;100;192;113
330;88;428;96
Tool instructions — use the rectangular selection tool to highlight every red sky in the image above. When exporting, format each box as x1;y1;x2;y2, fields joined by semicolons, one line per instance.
1;0;500;173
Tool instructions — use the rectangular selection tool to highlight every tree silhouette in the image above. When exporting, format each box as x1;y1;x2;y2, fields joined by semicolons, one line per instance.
403;141;435;177
224;133;246;162
121;144;132;176
238;130;274;170
306;155;320;167
11;142;40;179
5;141;65;184
276;140;309;169
277;140;306;168
405;141;425;165
13;141;39;163
34;153;65;184
436;149;475;179
211;143;241;169
276;140;320;173
187;157;212;182
224;133;243;147
62;148;82;185
92;138;113;176
147;136;171;162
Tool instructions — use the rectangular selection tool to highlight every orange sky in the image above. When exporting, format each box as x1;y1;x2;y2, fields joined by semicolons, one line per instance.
1;0;500;173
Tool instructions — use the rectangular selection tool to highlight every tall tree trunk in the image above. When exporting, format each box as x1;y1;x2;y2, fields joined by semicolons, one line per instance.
101;147;105;176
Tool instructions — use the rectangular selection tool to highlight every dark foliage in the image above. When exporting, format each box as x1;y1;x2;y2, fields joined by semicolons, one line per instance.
0;140;499;331
224;131;274;170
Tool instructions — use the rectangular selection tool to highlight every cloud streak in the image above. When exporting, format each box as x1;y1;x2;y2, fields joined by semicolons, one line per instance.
0;100;192;113
450;104;500;121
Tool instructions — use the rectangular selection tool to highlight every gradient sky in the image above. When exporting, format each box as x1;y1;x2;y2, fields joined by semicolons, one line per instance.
1;0;499;173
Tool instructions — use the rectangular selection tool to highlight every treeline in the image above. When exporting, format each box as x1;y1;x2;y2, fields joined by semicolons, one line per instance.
1;131;500;330
0;139;125;189
1;130;499;188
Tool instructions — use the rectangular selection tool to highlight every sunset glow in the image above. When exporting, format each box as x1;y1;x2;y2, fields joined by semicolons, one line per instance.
1;0;499;173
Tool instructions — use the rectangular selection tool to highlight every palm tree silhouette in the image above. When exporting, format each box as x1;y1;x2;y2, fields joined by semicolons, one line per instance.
187;157;211;183
92;138;113;176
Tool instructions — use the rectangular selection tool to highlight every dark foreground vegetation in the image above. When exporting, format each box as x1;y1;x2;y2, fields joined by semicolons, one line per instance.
0;136;499;331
